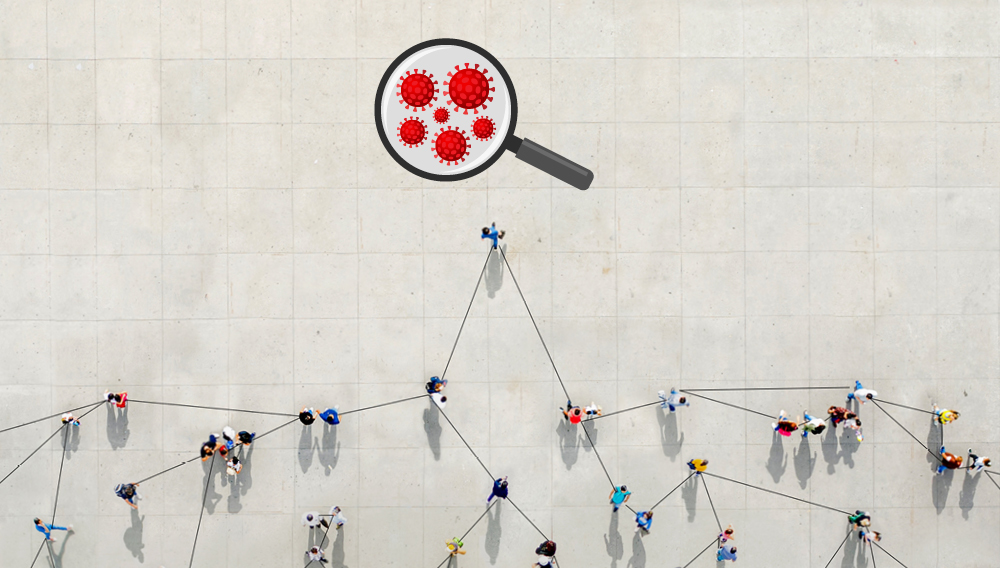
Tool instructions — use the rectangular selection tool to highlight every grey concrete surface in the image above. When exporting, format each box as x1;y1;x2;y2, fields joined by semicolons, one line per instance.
2;0;1000;566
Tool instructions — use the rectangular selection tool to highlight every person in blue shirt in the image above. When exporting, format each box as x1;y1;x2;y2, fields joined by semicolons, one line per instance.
114;483;141;510
319;407;340;425
480;223;505;249
609;485;631;512
425;376;447;394
634;511;653;533
717;544;737;562
34;518;72;541
487;476;509;503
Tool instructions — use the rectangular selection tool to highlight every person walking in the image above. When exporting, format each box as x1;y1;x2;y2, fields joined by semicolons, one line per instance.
967;449;992;472
535;540;556;557
34;518;72;541
687;458;709;473
488;476;509;503
221;426;237;450
634;511;653;533
446;537;466;556
237;430;256;446
937;447;963;474
226;456;242;477
932;404;960;425
717;544;738;562
801;412;826;437
860;530;881;543
307;545;328;564
609;485;631;512
426;376;447;394
719;524;735;544
114;483;141;509
60;413;80;426
773;410;799;436
845;416;864;442
827;406;856;427
329;506;346;529
302;511;323;529
481;223;505;249
658;389;689;412
561;400;583;424
319;407;340;425
299;407;317;425
584;402;602;419
849;510;871;529
104;390;128;408
846;381;877;404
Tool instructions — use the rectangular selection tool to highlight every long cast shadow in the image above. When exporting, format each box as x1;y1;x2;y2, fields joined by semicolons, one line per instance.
485;246;503;298
485;499;502;565
202;456;223;515
106;404;129;450
959;471;981;519
604;505;623;568
424;402;442;461
766;433;787;482
821;426;840;474
557;421;580;469
298;425;315;473
656;410;683;461
123;508;144;561
318;422;341;474
626;530;645;568
681;475;698;522
793;435;816;489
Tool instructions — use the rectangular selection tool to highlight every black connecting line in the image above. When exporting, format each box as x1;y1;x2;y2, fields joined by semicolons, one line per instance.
649;473;694;511
873;398;935;416
870;401;941;463
339;394;429;417
872;540;909;567
0;400;104;434
188;453;216;568
496;244;571;402
700;475;723;533
681;538;718;568
702;472;852;516
129;399;298;418
868;539;878;568
433;499;498;568
587;400;661;422
439;247;492;383
682;386;850;392
679;391;774;420
2;401;104;487
28;540;46;568
823;530;853;568
30;427;71;568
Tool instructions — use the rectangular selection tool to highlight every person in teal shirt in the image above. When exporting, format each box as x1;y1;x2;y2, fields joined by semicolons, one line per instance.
609;485;631;512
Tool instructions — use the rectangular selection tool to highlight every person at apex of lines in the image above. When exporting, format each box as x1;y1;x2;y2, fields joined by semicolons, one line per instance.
114;483;141;509
800;411;827;437
687;458;709;473
302;511;323;529
827;406;856;427
237;430;256;446
584;402;602;419
299;407;317;425
34;518;72;541
60;413;80;426
719;524;735;543
446;537;466;556
932;404;960;425
307;545;328;564
717;544;737;562
658;388;689;412
561;400;583;424
535;540;556;557
609;485;631;512
426;376;447;394
488;476;509;503
634;510;653;533
860;530;881;543
967;449;992;472
481;222;505;249
319;407;340;425
104;390;128;408
848;510;870;529
937;447;963;474
846;381;877;404
329;506;346;529
772;410;799;436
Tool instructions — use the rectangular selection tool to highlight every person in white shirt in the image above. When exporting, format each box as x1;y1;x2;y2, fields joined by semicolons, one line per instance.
658;389;689;412
329;506;346;529
301;511;322;529
307;546;328;564
967;449;992;472
847;381;877;404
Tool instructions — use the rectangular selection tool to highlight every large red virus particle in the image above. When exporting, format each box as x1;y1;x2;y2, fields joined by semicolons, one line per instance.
432;127;470;165
444;63;494;114
471;116;495;141
432;107;450;124
396;69;438;110
397;117;427;147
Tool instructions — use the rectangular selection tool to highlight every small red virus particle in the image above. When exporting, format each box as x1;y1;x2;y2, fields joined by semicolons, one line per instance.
396;69;438;110
432;107;450;124
432;127;470;165
471;116;495;141
397;117;427;147
444;63;494;114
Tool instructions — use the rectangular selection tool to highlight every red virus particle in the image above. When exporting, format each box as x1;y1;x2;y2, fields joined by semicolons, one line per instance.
444;63;494;114
397;117;427;148
471;116;495;141
432;107;450;124
432;127;470;165
396;69;438;110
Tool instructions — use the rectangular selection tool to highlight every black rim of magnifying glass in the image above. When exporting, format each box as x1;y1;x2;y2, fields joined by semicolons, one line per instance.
374;38;519;183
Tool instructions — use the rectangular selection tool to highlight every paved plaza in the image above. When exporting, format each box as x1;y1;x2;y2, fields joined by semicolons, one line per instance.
2;1;1000;567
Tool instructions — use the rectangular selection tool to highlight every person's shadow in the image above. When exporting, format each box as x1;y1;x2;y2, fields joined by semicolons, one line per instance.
766;433;787;482
626;530;645;568
959;471;981;519
298;426;315;473
202;457;223;514
485;499;503;565
681;475;698;522
840;527;860;568
557;421;580;469
582;421;600;451
45;528;75;568
839;428;860;469
123;508;145;561
424;402;442;461
318;422;341;474
821;425;840;474
604;507;623;568
927;422;950;513
65;425;82;456
793;435;816;489
106;404;129;450
328;524;347;568
485;245;505;298
657;410;683;461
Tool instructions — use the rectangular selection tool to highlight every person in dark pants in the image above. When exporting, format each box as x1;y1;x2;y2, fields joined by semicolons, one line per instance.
487;476;508;503
114;483;141;509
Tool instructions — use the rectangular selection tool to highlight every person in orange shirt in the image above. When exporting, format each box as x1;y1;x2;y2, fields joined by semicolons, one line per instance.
937;447;963;474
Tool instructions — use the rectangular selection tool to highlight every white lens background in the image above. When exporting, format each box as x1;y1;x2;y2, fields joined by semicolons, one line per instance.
379;44;512;177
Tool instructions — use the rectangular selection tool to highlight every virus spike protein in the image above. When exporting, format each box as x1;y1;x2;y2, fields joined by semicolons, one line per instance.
432;127;471;166
396;69;438;111
397;117;428;148
433;107;451;124
471;116;496;142
444;63;495;115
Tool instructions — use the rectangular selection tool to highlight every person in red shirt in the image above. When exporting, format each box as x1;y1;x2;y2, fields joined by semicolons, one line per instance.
561;400;583;424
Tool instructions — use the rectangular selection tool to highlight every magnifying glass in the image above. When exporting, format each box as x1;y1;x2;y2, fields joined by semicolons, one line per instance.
375;39;594;190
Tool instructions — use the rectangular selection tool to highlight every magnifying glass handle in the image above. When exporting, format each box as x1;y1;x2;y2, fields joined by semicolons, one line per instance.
505;136;593;190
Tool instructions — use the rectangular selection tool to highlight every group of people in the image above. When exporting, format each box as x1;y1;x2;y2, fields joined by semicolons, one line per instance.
299;407;341;426
199;425;255;479
849;510;881;544
425;377;448;409
560;400;602;423
716;525;737;562
303;506;347;563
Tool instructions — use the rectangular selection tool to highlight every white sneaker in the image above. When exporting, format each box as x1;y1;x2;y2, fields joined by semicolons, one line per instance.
68;524;74;531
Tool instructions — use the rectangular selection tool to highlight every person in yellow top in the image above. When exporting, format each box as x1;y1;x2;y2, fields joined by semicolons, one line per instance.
687;459;708;473
932;404;959;425
446;537;466;556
